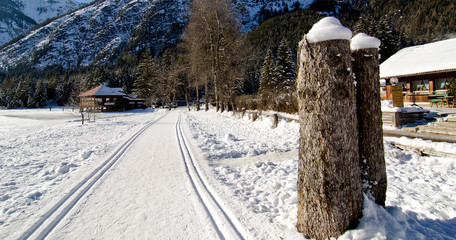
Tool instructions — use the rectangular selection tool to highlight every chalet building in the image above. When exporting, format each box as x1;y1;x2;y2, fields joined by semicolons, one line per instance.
79;85;145;112
380;38;456;103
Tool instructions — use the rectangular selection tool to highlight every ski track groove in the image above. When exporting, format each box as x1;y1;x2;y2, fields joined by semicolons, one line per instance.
176;112;247;240
18;113;168;240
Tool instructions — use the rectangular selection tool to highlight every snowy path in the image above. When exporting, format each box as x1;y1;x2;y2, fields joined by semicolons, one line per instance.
41;110;245;239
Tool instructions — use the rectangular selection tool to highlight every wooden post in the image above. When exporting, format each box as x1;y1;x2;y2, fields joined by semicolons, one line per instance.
296;38;363;239
352;48;387;206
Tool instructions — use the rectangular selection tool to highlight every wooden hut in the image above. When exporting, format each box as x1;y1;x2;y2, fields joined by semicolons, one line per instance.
79;85;145;112
380;38;456;103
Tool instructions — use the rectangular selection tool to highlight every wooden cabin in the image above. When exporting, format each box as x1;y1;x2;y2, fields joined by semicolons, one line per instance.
79;85;145;112
380;38;456;103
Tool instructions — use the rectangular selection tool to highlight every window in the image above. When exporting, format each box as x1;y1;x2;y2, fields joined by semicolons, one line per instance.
412;80;429;91
397;82;408;91
435;78;451;90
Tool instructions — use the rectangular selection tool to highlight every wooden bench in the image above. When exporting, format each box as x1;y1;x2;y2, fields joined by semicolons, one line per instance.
428;94;448;107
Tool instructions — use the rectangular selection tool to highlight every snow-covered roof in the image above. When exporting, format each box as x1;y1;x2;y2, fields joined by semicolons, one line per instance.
79;85;126;97
380;38;456;79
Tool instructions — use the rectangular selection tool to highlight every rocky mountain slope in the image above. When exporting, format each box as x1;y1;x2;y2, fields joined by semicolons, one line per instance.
0;0;83;46
0;0;314;71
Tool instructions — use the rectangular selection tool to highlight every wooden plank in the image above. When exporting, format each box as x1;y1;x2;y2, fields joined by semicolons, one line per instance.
428;124;456;131
435;122;456;127
419;128;456;136
383;129;456;143
394;143;456;158
446;117;456;123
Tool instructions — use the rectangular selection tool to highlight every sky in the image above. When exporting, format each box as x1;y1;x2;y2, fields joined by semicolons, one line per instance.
75;0;93;3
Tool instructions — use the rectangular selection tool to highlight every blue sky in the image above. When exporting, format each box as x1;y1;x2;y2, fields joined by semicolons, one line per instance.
75;0;93;3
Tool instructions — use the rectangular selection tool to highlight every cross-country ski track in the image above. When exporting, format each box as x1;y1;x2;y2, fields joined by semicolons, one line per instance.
18;109;247;240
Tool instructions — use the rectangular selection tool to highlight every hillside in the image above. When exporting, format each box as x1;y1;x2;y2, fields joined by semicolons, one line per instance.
0;0;315;71
0;0;83;46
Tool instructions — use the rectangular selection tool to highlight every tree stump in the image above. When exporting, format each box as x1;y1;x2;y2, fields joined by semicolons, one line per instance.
352;48;387;206
296;39;363;240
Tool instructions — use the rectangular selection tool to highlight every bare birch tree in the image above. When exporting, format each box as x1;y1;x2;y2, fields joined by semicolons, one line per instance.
182;0;242;111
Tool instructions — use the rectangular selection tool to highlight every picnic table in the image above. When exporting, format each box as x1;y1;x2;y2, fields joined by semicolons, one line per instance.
436;96;455;108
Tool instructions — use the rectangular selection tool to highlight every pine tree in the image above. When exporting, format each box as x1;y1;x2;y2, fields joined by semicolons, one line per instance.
84;66;107;91
275;39;296;93
13;79;28;108
134;52;157;100
55;72;73;106
259;48;276;96
354;15;401;62
34;79;48;108
447;78;456;97
0;75;17;108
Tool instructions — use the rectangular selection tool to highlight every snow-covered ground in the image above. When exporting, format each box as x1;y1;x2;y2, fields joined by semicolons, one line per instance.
0;107;455;239
0;108;167;238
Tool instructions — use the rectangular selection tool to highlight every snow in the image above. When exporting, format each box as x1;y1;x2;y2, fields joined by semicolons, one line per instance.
381;100;429;113
306;17;352;43
351;33;381;50
1;107;455;239
380;37;456;79
93;85;125;96
20;0;83;24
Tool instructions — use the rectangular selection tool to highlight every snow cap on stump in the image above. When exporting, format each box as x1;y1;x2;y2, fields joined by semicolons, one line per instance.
351;33;381;50
306;17;352;43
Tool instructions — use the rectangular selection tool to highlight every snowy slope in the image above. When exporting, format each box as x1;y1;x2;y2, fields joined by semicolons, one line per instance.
18;0;83;24
1;107;454;239
0;0;83;46
0;0;315;70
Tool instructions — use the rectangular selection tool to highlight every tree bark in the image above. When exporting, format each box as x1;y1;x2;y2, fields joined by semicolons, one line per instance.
352;48;387;206
196;87;200;111
185;86;191;111
296;39;363;240
205;83;209;111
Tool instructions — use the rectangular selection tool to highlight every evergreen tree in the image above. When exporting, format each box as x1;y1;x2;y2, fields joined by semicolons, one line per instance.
26;79;36;108
0;75;17;108
84;66;107;91
447;78;456;97
33;79;48;108
259;48;276;96
55;72;73;106
275;39;296;93
134;52;157;100
13;79;28;108
354;15;401;61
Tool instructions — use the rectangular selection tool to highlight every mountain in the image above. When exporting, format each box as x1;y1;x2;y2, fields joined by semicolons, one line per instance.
0;0;83;46
2;0;454;72
0;0;315;71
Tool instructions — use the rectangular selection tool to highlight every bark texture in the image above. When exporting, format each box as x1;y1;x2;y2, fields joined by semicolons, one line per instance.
352;48;387;206
296;39;363;240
